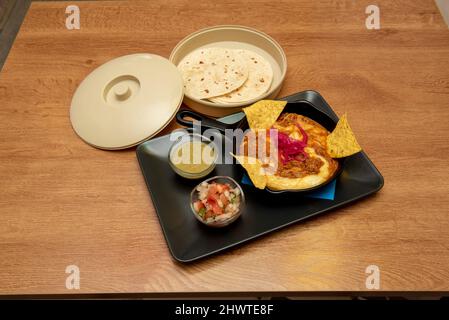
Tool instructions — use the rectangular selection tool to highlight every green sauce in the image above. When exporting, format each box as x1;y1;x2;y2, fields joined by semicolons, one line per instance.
171;141;215;174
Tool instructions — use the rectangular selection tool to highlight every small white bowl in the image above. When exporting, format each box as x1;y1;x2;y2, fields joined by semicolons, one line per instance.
190;176;245;228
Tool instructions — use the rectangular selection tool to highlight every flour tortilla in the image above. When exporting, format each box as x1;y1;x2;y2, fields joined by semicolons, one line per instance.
177;47;249;100
210;49;273;104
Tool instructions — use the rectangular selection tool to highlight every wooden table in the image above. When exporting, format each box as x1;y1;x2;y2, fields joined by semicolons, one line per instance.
1;0;449;297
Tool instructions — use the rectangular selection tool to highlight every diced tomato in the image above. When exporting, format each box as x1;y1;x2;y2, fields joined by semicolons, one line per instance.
193;200;204;212
205;196;220;214
207;195;217;204
203;183;232;216
216;184;228;192
210;201;223;215
220;194;229;207
204;210;214;219
208;183;230;198
207;185;219;198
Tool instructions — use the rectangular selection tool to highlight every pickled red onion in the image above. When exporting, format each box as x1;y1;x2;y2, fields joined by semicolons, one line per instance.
276;125;309;164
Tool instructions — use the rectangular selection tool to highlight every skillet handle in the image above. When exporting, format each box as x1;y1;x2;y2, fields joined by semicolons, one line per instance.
176;110;233;133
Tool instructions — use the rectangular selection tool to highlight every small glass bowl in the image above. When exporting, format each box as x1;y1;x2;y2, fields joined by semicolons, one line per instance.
190;176;245;228
168;133;218;179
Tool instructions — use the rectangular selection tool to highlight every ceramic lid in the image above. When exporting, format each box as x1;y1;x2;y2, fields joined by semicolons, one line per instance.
70;53;184;150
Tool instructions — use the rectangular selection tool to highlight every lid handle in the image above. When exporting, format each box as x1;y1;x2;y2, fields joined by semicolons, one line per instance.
113;83;131;100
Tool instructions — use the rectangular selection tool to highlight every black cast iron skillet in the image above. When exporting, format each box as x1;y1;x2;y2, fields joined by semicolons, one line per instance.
176;101;345;194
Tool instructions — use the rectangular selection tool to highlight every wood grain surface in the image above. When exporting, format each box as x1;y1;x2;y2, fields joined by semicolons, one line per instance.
0;0;449;296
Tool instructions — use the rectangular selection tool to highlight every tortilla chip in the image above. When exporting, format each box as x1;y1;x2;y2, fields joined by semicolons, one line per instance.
231;154;267;189
326;114;362;158
243;100;287;130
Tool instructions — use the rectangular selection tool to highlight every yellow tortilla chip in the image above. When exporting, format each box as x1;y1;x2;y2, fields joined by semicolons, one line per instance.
327;114;362;158
231;154;267;189
243;100;287;130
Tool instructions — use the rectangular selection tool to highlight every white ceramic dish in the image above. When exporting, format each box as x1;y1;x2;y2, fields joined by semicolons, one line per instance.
170;25;287;117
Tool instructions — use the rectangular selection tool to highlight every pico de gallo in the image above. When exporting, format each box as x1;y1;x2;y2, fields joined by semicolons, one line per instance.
192;181;242;224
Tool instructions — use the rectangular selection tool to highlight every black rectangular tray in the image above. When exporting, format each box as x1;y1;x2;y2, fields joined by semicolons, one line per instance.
136;90;384;262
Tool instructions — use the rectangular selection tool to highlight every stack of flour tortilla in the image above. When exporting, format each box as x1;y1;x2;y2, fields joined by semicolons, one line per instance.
177;47;273;104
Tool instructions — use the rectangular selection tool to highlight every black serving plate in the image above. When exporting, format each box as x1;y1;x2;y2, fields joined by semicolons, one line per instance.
136;90;384;262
